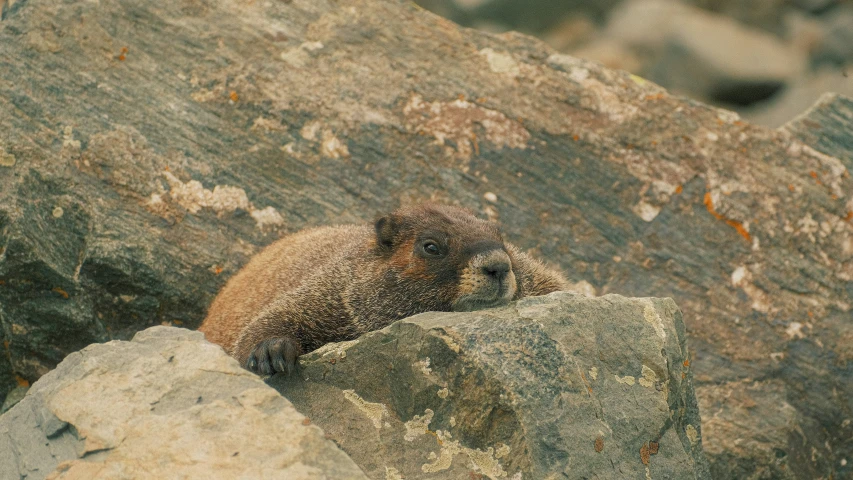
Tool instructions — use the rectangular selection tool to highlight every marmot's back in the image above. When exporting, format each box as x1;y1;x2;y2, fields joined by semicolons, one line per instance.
199;224;371;351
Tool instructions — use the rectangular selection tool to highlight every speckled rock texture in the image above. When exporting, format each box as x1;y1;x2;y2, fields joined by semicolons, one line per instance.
0;326;369;480
269;292;711;480
1;0;852;477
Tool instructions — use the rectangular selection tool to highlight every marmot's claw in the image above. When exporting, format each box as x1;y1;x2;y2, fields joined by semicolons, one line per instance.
245;336;301;376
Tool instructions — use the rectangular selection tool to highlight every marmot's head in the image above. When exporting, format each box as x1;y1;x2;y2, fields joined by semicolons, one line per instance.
374;203;517;312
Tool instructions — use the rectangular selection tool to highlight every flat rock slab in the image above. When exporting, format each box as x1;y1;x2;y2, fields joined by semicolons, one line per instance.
0;327;368;480
270;292;711;480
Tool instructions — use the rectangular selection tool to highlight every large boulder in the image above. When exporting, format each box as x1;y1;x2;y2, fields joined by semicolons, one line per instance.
1;0;852;477
0;327;368;480
270;292;711;479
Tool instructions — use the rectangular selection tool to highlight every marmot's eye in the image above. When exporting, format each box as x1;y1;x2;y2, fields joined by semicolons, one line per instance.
423;241;441;256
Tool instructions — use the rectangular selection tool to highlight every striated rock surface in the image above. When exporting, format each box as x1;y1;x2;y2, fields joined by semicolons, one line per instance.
269;292;711;480
1;0;852;477
0;327;368;480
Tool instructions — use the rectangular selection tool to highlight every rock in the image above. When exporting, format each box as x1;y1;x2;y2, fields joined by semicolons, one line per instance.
541;15;598;52
607;0;806;105
1;0;852;477
743;68;853;127
791;0;840;14
415;0;620;34
812;6;853;67
570;37;644;74
0;385;27;414
0;326;368;480
270;292;712;479
681;0;789;32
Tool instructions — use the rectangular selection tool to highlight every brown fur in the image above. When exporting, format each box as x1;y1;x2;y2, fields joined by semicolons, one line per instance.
199;203;569;374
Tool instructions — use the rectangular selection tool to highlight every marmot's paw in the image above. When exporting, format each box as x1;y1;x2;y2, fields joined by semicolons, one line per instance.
245;336;302;376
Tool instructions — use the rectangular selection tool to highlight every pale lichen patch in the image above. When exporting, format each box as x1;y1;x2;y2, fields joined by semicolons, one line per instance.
615;375;636;386
404;409;434;441
385;466;403;480
320;129;350;159
403;94;529;159
416;358;432;376
0;148;15;167
422;430;508;479
589;366;598;380
640;299;667;341
280;41;324;68
633;200;661;222
479;48;520;77
495;443;511;459
342;390;387;429
52;206;64;218
155;172;283;230
638;365;658;388
300;121;322;141
785;322;808;340
250;206;285;230
437;388;449;399
685;424;699;445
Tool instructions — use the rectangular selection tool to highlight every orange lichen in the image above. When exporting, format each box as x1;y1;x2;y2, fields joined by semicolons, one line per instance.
579;371;593;395
704;192;751;242
302;418;311;425
52;287;69;299
788;184;795;192
572;135;579;141
675;185;683;195
640;442;650;465
594;437;604;452
118;46;128;61
645;93;665;101
16;375;29;387
845;211;853;223
683;359;690;367
229;91;239;102
213;266;224;275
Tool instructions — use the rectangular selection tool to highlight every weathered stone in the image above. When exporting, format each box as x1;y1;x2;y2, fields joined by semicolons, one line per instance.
0;385;26;414
415;0;620;33
812;6;853;67
682;0;788;32
744;69;853;127
1;0;852;477
270;292;711;480
607;0;806;105
0;326;368;480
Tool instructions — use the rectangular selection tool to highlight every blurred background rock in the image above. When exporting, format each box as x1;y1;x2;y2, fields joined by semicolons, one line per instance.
415;0;853;127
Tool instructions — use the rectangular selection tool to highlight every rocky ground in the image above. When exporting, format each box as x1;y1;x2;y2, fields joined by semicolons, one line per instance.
1;294;712;479
417;0;853;127
0;0;851;478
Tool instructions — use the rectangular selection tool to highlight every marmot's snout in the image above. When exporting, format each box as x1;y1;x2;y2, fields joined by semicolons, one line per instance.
454;248;517;312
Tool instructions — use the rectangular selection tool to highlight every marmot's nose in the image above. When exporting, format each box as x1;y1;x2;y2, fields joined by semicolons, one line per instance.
481;260;510;281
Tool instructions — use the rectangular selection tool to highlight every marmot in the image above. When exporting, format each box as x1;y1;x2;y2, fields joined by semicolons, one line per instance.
199;203;569;375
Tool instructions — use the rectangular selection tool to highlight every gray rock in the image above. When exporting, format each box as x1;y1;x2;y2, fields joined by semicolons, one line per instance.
0;327;368;480
415;0;620;33
1;0;852;477
270;292;711;480
744;68;853;127
682;0;789;32
0;385;27;414
812;6;853;66
607;0;805;105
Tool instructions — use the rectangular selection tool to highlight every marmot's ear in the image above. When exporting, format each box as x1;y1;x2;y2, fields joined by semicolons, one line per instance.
374;215;398;250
